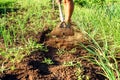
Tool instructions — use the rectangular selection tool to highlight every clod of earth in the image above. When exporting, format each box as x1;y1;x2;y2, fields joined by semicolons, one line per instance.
48;27;85;50
50;23;75;37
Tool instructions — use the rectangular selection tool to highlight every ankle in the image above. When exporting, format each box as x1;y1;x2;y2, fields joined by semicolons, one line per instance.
65;22;71;28
65;18;71;23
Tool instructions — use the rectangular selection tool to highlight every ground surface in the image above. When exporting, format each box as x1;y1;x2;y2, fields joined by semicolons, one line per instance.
0;27;107;80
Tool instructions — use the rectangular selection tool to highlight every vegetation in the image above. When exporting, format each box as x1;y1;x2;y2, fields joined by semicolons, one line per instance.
73;0;120;79
0;0;120;80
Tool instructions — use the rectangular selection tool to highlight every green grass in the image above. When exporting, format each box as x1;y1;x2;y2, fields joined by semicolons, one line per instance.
73;1;120;80
0;0;16;5
0;0;51;72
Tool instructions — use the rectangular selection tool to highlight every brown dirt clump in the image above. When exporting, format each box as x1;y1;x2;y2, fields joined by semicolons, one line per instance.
50;23;74;37
50;27;74;37
46;26;85;50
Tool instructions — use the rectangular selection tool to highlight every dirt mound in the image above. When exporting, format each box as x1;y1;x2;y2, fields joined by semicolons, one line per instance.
46;26;86;50
0;27;107;80
50;26;74;37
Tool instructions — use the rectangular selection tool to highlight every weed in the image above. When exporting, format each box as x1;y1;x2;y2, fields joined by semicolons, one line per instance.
68;48;77;54
56;49;66;55
63;61;75;67
0;62;8;73
42;58;54;65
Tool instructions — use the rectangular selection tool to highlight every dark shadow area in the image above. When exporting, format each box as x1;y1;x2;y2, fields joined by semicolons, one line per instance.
96;74;107;80
0;74;17;80
28;46;60;75
0;7;19;14
28;60;51;75
37;27;51;43
83;65;107;80
36;27;60;65
44;46;60;65
0;1;19;14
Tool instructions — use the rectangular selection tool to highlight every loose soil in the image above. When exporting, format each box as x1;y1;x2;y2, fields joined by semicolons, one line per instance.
0;27;108;80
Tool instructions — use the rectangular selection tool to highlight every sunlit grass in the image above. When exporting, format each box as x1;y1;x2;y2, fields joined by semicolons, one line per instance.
73;1;120;80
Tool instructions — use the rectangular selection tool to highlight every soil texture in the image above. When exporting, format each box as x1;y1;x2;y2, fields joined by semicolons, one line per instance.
0;27;107;80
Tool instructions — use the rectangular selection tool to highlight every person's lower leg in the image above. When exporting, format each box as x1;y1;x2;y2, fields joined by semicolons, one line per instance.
64;0;74;24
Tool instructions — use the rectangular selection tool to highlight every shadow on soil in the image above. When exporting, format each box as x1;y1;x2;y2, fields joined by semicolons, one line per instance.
28;61;50;75
0;74;17;80
28;46;60;75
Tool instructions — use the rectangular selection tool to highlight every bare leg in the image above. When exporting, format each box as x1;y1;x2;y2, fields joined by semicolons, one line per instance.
63;0;74;23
